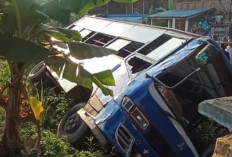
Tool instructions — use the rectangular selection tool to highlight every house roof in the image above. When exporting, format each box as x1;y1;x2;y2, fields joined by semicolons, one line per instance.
107;14;146;23
147;9;212;19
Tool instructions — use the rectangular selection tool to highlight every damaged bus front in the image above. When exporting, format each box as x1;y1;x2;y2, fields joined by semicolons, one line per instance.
78;36;232;157
29;16;232;157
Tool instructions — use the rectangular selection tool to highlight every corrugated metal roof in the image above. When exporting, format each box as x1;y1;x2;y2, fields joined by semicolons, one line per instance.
108;14;145;17
147;9;211;19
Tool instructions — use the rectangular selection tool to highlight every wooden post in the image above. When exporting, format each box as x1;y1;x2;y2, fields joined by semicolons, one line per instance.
172;18;176;29
168;19;171;28
185;18;189;32
151;19;154;26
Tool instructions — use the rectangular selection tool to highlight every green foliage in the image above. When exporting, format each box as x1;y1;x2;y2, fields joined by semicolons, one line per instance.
0;0;118;97
93;70;115;86
62;61;78;83
15;93;105;157
189;119;227;149
0;0;138;154
76;65;92;89
148;5;157;15
0;60;10;87
50;28;82;41
41;130;78;157
0;107;5;133
18;124;104;157
20;122;38;142
57;0;137;15
40;92;74;132
38;0;71;25
168;0;174;10
84;136;100;152
66;42;117;60
0;35;49;62
91;74;113;96
0;0;47;35
40;130;104;157
44;50;116;96
76;65;114;96
113;0;137;2
69;13;82;24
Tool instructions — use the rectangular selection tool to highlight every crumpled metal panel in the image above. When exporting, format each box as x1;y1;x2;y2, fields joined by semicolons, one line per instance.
81;54;130;105
95;60;130;105
95;99;120;125
147;38;203;77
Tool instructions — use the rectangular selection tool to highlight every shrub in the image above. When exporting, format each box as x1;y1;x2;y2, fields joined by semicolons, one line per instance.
0;107;5;135
18;124;104;157
40;92;75;133
40;130;104;157
0;60;10;88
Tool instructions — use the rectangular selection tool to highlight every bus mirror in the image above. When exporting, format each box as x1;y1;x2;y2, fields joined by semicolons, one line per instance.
195;44;220;68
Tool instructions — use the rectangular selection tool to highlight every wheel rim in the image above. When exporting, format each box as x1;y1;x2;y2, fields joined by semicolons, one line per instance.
64;113;81;134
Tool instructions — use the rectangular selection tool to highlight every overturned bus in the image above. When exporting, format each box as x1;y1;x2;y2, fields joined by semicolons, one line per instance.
29;16;232;157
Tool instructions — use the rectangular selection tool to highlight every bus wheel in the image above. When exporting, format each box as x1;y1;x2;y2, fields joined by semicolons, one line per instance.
57;102;91;148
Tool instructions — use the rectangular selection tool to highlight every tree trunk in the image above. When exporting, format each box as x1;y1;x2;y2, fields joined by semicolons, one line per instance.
3;86;22;149
2;63;24;154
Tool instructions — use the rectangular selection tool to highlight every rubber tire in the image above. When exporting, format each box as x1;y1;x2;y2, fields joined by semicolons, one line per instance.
28;61;62;93
28;61;50;83
57;102;90;147
201;142;215;157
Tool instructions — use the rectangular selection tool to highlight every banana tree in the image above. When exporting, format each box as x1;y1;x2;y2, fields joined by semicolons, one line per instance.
0;0;137;155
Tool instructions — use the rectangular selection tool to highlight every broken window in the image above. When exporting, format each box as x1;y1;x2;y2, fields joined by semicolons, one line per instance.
154;53;228;154
117;41;144;58
106;39;131;51
79;29;96;41
138;35;185;61
138;35;171;55
127;56;151;74
85;33;115;46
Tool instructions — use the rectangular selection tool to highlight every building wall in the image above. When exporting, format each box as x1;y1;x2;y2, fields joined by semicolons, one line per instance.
89;0;169;15
174;0;221;10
